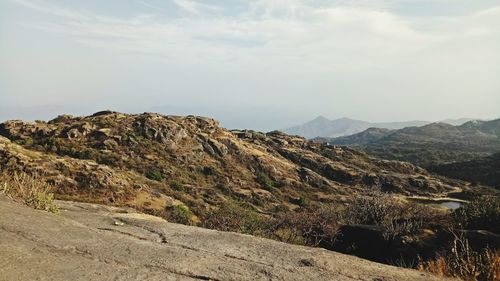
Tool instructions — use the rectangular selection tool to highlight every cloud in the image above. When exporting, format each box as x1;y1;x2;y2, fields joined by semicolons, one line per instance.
3;0;500;126
172;0;222;15
8;0;500;74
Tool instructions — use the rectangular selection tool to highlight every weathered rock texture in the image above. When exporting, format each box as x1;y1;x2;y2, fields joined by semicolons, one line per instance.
0;196;453;281
0;111;466;219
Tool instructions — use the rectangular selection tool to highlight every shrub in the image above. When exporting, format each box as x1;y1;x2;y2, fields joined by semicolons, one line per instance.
454;196;500;233
170;180;187;191
146;169;163;181
203;201;269;235
342;193;432;239
343;193;396;225
0;172;59;213
418;234;500;281
167;205;193;225
298;196;310;207
256;172;274;190
270;206;340;247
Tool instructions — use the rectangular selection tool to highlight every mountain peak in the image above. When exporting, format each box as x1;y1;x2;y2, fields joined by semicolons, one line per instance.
312;115;330;122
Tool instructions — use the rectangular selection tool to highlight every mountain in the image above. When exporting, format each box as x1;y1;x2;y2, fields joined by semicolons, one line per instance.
1;111;498;280
322;119;500;176
429;153;500;188
318;127;392;145
282;116;468;139
0;111;464;214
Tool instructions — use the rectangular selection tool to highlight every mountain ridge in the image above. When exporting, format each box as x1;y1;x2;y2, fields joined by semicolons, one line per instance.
0;111;468;217
283;116;474;138
318;119;500;187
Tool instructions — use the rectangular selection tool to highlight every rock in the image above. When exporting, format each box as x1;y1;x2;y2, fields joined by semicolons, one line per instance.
0;196;451;281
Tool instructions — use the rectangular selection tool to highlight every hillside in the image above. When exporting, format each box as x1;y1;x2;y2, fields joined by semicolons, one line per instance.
323;120;500;168
0;111;467;219
283;116;473;139
1;111;498;281
429;153;500;188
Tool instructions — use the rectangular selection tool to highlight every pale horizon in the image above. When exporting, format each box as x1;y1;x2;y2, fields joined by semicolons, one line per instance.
1;0;500;131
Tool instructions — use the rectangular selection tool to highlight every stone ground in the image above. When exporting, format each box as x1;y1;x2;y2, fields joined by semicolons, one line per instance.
0;196;453;281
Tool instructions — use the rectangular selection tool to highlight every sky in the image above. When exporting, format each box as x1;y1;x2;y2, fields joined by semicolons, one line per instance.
0;0;499;131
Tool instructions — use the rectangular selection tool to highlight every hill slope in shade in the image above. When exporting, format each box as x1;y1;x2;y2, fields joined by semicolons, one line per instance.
429;153;500;188
321;119;500;185
283;116;473;139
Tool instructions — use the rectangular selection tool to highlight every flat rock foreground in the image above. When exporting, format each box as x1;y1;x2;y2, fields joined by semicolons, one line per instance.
0;197;452;281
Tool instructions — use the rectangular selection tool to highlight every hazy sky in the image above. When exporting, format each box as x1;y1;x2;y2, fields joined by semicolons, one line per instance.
1;0;499;131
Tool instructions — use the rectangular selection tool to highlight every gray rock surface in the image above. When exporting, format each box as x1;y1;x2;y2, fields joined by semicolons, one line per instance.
0;197;452;281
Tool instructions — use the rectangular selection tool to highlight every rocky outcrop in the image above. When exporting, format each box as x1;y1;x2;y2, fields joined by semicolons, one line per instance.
0;112;469;218
0;196;453;281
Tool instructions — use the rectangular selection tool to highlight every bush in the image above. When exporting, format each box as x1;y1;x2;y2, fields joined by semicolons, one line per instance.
203;201;269;235
270;206;340;247
454;196;500;233
167;205;193;225
298;196;310;207
1;172;59;213
418;234;500;281
342;192;431;239
146;169;163;181
343;193;396;225
256;172;274;190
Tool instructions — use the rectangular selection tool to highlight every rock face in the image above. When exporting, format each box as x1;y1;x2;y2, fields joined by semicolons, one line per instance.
0;196;452;281
0;112;467;218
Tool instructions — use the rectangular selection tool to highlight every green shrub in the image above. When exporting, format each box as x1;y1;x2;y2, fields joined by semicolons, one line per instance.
168;205;193;225
170;180;186;191
256;172;274;190
298;196;310;207
146;169;163;181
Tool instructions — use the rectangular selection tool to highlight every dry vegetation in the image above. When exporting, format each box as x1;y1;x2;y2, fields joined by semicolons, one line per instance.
201;193;500;281
0;172;59;213
418;234;500;281
1;112;498;280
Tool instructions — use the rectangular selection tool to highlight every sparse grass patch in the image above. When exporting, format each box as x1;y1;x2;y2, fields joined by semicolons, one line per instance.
0;172;59;213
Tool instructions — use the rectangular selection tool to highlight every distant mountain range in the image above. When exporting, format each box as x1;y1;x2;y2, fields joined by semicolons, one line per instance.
316;119;500;187
282;116;473;138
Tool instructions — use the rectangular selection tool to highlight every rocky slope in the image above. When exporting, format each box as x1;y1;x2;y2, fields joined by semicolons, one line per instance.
322;119;500;168
0;195;453;281
0;111;467;219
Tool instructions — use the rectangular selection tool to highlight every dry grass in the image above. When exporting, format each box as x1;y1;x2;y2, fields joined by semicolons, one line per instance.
1;172;59;213
418;234;500;281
